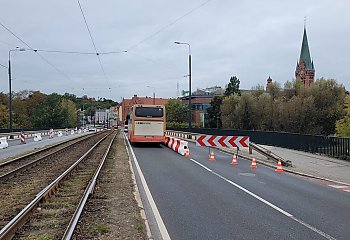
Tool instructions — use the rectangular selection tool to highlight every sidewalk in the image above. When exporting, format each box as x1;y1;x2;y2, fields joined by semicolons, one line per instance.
231;144;350;185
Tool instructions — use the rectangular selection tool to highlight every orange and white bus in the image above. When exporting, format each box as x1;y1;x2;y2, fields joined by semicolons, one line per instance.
127;104;166;143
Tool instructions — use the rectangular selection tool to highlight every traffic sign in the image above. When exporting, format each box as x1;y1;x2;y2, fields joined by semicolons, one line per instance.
196;135;249;148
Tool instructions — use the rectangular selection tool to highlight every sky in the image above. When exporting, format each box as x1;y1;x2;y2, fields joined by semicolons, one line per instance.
0;0;349;102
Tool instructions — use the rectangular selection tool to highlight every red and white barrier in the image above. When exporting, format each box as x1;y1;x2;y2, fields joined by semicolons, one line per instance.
196;135;249;148
165;136;189;156
20;131;26;144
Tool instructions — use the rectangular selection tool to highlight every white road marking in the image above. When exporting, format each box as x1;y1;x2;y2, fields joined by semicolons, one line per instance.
190;158;336;240
126;137;171;240
328;185;348;189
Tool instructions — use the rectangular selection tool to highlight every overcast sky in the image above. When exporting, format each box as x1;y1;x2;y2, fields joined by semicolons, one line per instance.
0;0;349;102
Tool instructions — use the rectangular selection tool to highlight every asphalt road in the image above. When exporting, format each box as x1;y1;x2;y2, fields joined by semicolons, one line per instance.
131;142;350;240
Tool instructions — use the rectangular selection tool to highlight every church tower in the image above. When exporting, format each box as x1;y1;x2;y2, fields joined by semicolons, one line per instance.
295;27;315;87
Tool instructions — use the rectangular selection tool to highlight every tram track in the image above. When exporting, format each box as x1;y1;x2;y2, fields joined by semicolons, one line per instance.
7;131;117;239
0;132;102;178
0;131;110;235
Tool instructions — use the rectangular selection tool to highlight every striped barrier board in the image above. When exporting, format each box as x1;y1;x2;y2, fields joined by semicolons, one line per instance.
196;135;249;148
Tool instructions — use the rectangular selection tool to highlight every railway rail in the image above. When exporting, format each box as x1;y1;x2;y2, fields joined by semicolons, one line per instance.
0;130;114;239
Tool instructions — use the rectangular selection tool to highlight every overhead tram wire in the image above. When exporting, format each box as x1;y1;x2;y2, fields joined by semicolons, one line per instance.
33;49;96;55
0;21;73;82
126;0;215;51
25;49;127;55
0;63;8;69
77;0;111;89
126;51;180;74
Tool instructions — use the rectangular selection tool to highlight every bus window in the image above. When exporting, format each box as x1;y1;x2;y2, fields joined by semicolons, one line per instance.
135;107;164;118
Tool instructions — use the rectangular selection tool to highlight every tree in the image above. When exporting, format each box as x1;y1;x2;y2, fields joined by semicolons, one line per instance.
233;93;256;130
61;99;78;128
31;93;69;129
336;96;350;137
309;78;346;135
165;99;188;123
12;90;46;129
221;94;240;128
0;104;9;128
266;81;281;100
224;76;240;96
255;93;273;131
206;96;223;128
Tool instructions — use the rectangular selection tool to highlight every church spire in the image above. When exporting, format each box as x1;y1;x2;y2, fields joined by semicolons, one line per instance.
295;24;315;87
299;27;313;70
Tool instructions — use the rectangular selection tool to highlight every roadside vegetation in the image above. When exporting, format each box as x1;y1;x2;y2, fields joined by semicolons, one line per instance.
0;91;117;130
166;76;350;137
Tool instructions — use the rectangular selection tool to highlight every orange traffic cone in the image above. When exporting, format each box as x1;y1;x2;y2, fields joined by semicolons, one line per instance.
250;156;257;169
230;153;238;165
209;152;216;161
184;148;190;158
275;159;284;172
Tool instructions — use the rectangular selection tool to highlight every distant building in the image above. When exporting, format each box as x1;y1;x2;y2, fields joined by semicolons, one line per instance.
118;95;170;125
295;27;315;87
109;106;118;127
95;109;110;125
192;86;224;96
180;86;224;127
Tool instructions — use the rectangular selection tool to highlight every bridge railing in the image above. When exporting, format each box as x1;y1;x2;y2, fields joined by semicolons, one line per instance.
168;127;350;161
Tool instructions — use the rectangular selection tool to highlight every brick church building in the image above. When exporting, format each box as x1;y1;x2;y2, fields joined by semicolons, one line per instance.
295;27;315;87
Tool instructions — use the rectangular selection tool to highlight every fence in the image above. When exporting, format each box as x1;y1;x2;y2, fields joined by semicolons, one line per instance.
169;127;350;161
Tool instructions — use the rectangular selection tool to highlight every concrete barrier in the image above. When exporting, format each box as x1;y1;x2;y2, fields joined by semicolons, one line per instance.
71;130;75;135
57;131;63;137
164;136;189;156
0;137;9;149
34;133;42;142
178;140;189;156
49;129;54;138
165;136;170;146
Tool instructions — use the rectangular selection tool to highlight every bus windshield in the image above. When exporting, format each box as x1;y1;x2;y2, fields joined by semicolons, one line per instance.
135;107;164;118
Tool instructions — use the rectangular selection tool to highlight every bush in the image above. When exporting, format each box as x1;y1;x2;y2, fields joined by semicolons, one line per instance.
166;122;189;129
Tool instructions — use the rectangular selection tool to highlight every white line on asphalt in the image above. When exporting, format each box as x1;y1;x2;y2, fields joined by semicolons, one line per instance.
190;158;336;240
126;137;171;240
328;185;348;189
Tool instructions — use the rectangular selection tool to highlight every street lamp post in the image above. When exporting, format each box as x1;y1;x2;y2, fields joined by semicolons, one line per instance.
8;47;26;136
174;41;192;130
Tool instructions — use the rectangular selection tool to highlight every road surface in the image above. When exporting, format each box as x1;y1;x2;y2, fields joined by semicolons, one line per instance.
129;141;350;240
